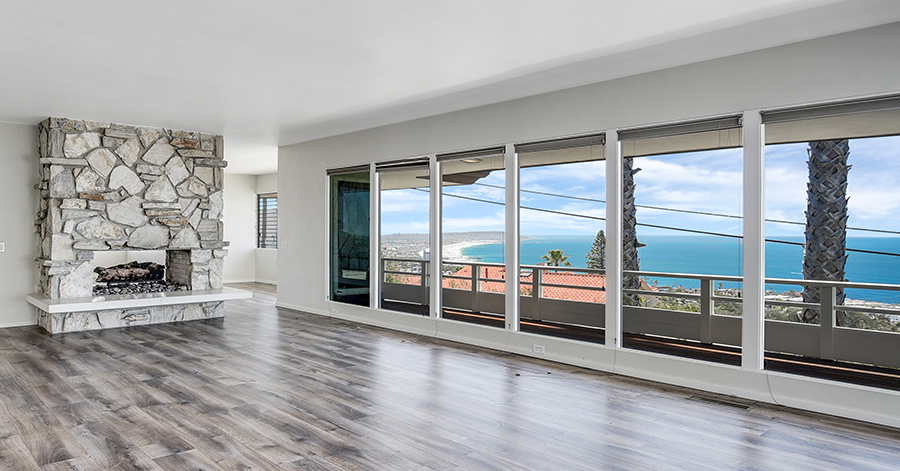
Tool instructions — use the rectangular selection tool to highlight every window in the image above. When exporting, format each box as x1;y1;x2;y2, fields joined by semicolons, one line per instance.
516;134;607;337
619;116;745;348
257;193;278;248
439;147;506;326
763;95;900;331
378;158;431;315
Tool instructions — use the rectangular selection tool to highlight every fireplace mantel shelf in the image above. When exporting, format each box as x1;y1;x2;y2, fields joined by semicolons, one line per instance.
26;287;252;314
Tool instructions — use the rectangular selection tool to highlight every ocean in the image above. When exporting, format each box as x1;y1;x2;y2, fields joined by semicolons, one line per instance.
461;235;900;303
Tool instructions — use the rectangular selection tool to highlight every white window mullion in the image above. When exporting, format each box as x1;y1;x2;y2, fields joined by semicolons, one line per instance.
429;154;442;318
742;110;765;371
605;130;623;349
505;143;520;331
370;162;381;310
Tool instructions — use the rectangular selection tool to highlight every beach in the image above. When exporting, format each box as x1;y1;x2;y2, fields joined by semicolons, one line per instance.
381;231;505;261
442;240;502;261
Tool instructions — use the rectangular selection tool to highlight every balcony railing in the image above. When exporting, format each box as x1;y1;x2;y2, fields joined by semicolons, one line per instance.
623;271;900;369
763;278;900;367
381;259;900;370
382;257;430;306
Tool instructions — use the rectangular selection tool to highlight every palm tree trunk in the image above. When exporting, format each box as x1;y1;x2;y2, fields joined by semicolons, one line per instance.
623;157;643;293
800;140;849;323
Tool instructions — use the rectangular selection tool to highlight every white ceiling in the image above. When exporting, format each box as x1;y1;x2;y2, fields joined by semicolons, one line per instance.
2;0;899;174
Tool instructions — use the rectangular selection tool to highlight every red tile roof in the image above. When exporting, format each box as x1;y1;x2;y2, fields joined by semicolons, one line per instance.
443;265;607;304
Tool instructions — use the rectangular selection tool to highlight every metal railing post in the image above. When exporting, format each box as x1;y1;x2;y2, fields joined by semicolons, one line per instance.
472;264;481;313
421;260;429;307
534;267;543;321
820;285;836;360
700;278;714;344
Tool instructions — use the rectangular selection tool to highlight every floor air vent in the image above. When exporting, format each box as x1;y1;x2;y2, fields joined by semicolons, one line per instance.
686;395;752;410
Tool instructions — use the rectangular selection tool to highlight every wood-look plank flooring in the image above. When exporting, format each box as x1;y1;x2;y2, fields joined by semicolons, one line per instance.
1;282;899;470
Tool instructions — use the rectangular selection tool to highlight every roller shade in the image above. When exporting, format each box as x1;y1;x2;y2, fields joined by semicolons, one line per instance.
619;116;743;157
762;94;900;124
437;146;506;162
377;157;430;191
438;146;505;187
375;157;429;172
326;164;369;176
516;133;606;168
763;95;900;144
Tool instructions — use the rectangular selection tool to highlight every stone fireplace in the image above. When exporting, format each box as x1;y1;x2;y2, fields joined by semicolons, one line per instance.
26;117;250;333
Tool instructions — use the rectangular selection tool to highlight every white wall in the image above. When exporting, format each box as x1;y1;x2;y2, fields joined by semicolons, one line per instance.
255;249;277;284
254;173;278;284
277;23;900;427
0;122;40;327
256;173;277;194
222;172;279;284
223;173;257;283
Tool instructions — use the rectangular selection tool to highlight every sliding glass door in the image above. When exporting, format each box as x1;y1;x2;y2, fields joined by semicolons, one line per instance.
330;170;371;306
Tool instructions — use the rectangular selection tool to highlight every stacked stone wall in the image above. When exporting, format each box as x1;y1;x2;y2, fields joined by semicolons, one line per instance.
35;118;229;298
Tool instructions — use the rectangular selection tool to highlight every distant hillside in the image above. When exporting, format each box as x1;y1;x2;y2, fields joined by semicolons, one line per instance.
382;231;530;245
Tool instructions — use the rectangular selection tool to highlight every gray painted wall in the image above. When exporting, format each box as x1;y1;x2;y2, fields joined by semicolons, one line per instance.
278;22;900;318
275;23;900;426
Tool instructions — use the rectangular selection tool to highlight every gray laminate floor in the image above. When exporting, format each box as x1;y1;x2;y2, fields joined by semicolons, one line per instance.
1;282;898;470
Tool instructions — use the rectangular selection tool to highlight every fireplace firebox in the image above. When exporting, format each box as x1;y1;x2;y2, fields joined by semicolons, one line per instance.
92;259;190;296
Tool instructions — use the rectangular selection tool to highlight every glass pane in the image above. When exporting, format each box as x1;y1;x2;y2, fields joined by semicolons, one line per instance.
626;146;743;291
380;165;430;315
764;109;900;373
765;136;900;324
621;126;744;358
440;152;506;327
330;171;370;306
257;195;277;249
517;141;606;343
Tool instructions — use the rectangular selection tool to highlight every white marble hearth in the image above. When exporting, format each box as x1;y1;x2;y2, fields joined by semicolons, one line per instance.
27;287;250;313
27;287;251;334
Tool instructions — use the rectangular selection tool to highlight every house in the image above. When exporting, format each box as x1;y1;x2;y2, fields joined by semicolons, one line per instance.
442;265;611;304
1;2;900;467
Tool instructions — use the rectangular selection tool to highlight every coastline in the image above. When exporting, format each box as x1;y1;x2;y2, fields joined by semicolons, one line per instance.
381;232;900;304
442;240;499;262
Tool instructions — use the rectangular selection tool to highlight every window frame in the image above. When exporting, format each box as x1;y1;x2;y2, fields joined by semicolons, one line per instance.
257;193;278;249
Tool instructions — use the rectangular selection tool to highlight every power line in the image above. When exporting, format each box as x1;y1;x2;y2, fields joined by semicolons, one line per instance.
435;189;900;258
441;190;602;221
472;181;900;236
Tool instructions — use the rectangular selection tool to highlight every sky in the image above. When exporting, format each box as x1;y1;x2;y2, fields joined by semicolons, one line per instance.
378;135;900;240
766;135;900;237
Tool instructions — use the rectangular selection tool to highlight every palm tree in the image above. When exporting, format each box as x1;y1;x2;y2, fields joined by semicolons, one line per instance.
800;139;850;323
623;157;644;292
542;249;572;267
